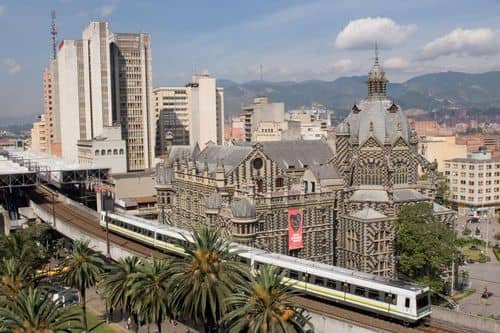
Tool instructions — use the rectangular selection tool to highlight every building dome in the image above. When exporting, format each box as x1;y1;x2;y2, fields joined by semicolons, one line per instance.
230;198;256;219
206;192;222;210
336;50;410;145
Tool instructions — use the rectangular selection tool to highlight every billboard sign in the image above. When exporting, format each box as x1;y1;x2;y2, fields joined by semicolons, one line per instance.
288;208;303;250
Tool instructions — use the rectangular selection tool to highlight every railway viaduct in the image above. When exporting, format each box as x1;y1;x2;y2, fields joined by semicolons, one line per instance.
28;188;496;333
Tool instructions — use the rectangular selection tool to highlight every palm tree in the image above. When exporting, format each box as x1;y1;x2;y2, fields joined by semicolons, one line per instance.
0;258;33;302
0;287;82;332
99;256;141;320
168;226;249;332
128;259;171;333
224;265;312;333
62;240;105;333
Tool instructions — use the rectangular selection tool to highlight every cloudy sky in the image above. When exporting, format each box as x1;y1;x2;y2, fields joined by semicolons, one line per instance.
1;0;500;119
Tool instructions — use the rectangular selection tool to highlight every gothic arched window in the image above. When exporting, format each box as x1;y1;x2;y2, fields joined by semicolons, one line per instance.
362;161;382;185
393;161;408;184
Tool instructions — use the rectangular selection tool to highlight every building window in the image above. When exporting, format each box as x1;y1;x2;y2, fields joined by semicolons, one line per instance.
393;162;407;184
362;162;382;185
107;149;112;155
113;149;118;155
95;150;100;156
101;149;106;155
253;157;263;170
119;149;124;155
275;177;284;188
256;179;264;193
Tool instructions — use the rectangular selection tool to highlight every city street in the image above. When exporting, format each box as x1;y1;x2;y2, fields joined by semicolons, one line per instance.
455;213;500;318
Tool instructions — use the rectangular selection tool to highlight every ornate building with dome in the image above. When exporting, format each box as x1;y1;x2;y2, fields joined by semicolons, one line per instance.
155;54;455;277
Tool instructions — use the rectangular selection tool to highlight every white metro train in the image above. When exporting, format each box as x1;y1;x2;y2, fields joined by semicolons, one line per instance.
100;211;431;324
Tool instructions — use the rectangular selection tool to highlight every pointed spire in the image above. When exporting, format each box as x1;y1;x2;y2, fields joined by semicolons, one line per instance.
366;43;388;99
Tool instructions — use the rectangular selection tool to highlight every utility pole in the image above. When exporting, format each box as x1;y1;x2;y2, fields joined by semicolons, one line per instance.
52;192;56;228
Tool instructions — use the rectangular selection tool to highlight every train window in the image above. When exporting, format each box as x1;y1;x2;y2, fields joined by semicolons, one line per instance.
354;286;365;297
342;282;349;292
326;280;336;289
314;277;325;286
417;294;429;309
289;270;299;280
405;297;410;308
384;293;397;305
368;289;379;300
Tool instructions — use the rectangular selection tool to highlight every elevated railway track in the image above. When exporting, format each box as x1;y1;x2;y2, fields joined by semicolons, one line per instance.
28;187;481;333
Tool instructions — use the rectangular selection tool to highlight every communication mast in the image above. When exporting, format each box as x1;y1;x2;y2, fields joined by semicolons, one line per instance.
51;10;57;60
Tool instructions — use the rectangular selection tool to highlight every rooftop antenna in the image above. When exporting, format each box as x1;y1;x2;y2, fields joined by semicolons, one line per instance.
374;42;379;64
51;10;57;60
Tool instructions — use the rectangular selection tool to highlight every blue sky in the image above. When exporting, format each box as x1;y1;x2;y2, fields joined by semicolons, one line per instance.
1;0;500;119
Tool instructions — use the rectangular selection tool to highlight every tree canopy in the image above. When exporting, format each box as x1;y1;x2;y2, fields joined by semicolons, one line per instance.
395;202;458;292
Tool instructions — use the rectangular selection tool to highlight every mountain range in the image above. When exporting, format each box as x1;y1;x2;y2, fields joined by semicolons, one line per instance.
219;71;500;119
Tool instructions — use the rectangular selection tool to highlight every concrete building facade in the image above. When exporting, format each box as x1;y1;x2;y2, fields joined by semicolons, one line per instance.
110;32;154;171
82;22;113;139
57;39;85;164
77;126;127;174
30;114;48;153
444;150;500;216
153;74;224;154
242;97;301;142
419;136;468;173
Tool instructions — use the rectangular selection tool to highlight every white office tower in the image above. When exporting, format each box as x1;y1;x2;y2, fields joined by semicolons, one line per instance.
153;74;224;153
57;40;86;163
82;22;113;139
188;74;224;147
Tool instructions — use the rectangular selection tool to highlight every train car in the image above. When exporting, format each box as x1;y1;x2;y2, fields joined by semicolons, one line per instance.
100;211;431;324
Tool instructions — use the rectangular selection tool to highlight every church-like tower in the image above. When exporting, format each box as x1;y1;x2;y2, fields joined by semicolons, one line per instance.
335;51;443;277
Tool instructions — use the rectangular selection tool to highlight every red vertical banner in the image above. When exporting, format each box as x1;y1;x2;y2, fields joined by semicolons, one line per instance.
288;208;303;250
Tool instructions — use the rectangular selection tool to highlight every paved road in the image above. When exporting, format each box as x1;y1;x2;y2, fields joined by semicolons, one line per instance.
458;261;500;317
86;288;198;333
454;214;500;317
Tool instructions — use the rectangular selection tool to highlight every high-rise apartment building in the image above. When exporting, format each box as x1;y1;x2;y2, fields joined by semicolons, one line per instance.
109;32;154;171
82;22;113;139
57;39;86;163
39;21;154;172
44;61;62;157
153;74;224;155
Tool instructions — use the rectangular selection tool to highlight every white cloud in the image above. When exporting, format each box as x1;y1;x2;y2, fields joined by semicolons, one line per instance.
383;57;408;70
0;5;5;15
99;4;115;17
2;58;22;74
421;28;500;60
335;17;416;50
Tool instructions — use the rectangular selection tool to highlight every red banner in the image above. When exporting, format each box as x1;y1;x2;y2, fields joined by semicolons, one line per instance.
288;208;303;250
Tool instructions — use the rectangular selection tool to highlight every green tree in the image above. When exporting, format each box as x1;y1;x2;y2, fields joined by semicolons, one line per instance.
0;258;33;302
435;178;450;205
62;240;105;333
224;265;312;333
0;287;82;332
128;259;171;333
395;202;458;292
99;256;141;320
168;226;249;332
0;231;50;277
